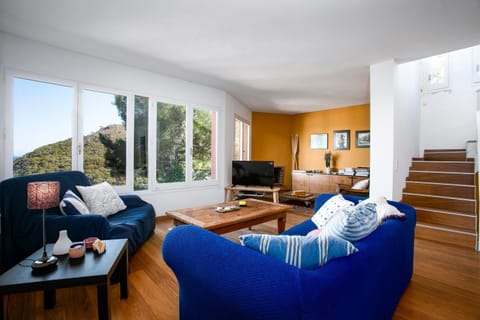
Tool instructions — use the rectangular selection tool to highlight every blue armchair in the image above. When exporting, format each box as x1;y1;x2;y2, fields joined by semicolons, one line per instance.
163;194;416;320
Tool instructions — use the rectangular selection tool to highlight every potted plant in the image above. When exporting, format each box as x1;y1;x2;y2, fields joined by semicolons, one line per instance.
324;151;332;174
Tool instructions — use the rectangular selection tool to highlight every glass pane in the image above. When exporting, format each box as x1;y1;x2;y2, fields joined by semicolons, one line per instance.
134;96;149;190
242;121;250;160
234;118;250;160
156;102;186;183
193;109;216;181
429;54;447;85
83;90;126;185
234;118;241;160
13;77;73;176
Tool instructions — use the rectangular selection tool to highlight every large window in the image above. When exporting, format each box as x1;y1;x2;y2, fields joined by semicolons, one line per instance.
12;77;74;176
7;74;219;191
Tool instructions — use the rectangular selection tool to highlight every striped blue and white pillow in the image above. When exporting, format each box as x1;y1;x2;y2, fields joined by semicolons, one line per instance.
59;190;90;215
239;233;358;269
324;203;378;242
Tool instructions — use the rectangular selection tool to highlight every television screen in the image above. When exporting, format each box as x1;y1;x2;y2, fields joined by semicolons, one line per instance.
232;161;275;188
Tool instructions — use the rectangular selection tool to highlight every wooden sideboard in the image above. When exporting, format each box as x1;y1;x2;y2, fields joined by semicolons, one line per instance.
292;170;366;194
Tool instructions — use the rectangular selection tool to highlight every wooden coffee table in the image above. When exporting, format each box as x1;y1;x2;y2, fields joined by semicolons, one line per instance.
166;198;292;234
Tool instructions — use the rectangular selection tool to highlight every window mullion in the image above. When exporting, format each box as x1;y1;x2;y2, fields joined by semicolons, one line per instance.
185;106;193;183
148;99;157;190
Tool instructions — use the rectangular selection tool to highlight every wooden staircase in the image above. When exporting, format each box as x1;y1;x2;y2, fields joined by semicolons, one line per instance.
402;149;477;249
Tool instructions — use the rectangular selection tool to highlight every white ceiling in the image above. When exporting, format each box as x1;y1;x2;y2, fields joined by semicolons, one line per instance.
1;0;480;114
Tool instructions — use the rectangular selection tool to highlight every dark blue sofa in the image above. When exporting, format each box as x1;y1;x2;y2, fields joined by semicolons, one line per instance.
0;171;156;273
163;194;416;320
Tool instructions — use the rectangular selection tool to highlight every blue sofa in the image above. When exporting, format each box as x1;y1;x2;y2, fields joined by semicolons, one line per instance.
162;194;416;320
0;171;156;273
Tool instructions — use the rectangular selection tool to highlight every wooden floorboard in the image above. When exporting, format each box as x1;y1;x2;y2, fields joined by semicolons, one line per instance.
2;207;480;319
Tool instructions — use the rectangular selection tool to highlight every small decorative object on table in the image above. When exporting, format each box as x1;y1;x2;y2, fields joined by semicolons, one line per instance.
69;242;86;259
238;200;247;207
216;205;241;213
83;237;99;249
92;239;106;254
53;229;73;256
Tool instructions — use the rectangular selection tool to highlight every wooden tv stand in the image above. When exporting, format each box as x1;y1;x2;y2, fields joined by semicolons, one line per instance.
225;185;281;203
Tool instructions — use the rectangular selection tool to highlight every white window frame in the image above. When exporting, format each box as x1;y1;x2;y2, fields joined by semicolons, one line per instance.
152;96;220;191
234;115;251;160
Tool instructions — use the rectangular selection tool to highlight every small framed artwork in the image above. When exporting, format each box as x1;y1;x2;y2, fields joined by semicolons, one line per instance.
356;130;370;148
310;133;328;149
333;130;350;150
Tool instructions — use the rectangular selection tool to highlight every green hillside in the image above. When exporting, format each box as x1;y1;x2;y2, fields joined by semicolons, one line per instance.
14;124;126;185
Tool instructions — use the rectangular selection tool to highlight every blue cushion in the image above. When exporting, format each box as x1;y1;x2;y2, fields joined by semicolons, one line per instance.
59;190;90;215
324;203;378;241
239;233;358;269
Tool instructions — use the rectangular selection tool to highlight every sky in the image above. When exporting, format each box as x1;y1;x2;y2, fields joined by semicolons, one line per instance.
13;77;123;157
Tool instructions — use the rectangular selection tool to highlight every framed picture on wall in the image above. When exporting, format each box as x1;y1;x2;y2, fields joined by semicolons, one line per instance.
356;130;370;148
333;130;350;150
310;133;328;149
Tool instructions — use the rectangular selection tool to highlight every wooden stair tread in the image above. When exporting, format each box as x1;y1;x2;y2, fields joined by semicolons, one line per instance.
406;172;474;185
415;224;476;249
416;209;476;233
410;161;474;173
402;194;475;215
403;148;477;249
403;182;475;199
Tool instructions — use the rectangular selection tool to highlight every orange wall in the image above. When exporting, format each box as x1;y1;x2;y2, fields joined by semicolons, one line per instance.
252;104;370;188
251;113;293;188
292;104;370;171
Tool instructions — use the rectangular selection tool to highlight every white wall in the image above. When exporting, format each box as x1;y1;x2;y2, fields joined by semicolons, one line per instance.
0;32;252;215
370;60;396;200
393;61;421;199
420;47;479;150
370;60;421;201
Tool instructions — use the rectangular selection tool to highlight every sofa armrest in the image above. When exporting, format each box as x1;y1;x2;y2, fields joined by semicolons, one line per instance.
162;225;303;320
119;194;149;208
45;214;111;242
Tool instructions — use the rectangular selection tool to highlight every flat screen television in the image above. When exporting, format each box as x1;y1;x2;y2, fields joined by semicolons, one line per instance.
232;160;275;188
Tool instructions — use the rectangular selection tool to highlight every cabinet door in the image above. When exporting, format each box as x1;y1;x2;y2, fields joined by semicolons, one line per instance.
292;172;307;191
308;174;331;194
333;175;353;186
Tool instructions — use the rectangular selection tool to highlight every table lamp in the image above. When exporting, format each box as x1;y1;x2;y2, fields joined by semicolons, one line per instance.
27;181;60;270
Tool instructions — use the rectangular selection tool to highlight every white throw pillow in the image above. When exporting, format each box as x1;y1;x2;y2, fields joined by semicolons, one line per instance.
311;194;354;229
351;179;369;190
76;182;126;217
361;196;405;225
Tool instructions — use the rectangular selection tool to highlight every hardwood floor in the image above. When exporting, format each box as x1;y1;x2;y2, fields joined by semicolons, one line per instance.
2;209;480;319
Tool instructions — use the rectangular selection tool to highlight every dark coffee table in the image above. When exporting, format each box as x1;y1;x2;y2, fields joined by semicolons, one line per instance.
0;239;128;320
280;191;318;207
